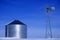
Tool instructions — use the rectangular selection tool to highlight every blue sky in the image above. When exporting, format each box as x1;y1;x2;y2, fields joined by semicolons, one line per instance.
0;0;60;38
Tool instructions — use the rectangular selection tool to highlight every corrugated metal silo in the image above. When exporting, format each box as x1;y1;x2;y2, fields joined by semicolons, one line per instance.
5;20;27;38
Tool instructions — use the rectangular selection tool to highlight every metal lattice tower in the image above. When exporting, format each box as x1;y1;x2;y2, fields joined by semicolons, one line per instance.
45;6;55;38
45;10;52;38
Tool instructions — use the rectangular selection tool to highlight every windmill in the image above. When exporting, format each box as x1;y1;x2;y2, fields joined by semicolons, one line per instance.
45;6;55;38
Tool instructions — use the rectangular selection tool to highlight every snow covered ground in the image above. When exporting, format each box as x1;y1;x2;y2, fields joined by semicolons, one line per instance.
0;38;60;40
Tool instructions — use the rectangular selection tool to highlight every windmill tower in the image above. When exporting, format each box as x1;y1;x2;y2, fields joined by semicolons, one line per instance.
45;6;55;38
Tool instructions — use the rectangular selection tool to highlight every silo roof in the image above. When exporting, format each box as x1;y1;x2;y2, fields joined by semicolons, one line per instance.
8;20;25;25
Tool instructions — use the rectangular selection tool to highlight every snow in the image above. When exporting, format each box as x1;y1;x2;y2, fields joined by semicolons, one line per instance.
0;38;60;40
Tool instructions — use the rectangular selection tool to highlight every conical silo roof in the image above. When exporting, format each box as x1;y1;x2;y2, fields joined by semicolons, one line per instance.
7;20;25;25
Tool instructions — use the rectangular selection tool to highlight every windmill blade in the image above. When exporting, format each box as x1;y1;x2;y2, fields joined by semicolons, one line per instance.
45;6;55;13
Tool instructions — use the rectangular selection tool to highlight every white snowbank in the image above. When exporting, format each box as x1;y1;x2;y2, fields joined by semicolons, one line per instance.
0;38;60;40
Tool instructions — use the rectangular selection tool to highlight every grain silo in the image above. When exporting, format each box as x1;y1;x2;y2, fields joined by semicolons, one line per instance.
5;20;27;38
